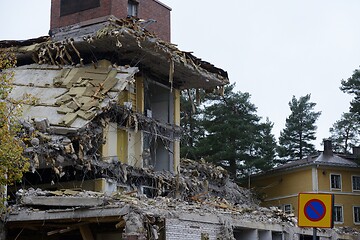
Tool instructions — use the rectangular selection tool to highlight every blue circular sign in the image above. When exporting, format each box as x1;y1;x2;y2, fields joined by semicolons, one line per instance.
304;199;326;221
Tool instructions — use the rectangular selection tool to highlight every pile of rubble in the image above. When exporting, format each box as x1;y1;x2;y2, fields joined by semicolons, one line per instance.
9;158;360;239
11;158;297;227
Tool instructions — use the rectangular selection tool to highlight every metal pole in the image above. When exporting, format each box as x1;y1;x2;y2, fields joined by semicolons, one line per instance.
313;227;317;240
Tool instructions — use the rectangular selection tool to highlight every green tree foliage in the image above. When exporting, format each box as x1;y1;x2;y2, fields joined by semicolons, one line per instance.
340;69;360;114
0;52;29;208
329;112;360;153
180;89;205;159
193;84;277;179
278;94;321;160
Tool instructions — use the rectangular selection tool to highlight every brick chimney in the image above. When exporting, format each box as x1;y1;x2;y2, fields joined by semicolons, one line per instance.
323;139;333;155
50;0;171;41
352;146;360;157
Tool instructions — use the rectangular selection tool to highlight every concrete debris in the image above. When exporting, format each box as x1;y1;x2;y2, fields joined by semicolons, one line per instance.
8;158;360;239
13;161;294;226
334;227;360;236
123;211;145;235
217;218;235;240
180;159;256;206
19;103;181;175
1;17;229;90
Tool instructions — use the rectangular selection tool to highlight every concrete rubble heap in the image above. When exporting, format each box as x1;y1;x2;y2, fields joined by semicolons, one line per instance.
9;159;296;237
8;159;360;239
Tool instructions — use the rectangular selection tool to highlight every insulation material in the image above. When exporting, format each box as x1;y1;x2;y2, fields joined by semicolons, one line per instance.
8;61;139;129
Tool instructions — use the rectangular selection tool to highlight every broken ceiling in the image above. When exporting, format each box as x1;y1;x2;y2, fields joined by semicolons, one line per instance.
0;17;229;90
11;60;137;129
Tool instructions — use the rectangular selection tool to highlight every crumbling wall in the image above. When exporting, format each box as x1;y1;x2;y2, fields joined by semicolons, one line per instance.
166;218;221;240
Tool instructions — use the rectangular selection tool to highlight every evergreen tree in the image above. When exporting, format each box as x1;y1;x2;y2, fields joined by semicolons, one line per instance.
329;112;360;153
278;94;321;160
180;89;205;159
340;69;360;114
253;119;277;171
195;84;277;178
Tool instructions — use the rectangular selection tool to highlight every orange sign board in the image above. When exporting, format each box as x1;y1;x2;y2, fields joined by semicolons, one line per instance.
298;193;334;228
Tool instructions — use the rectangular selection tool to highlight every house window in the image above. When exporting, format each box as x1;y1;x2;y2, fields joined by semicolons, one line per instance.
128;0;138;17
354;206;360;224
330;174;341;190
283;204;292;214
353;176;360;191
334;205;343;223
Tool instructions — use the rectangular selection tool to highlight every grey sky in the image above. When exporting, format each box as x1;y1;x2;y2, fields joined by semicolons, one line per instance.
1;0;360;150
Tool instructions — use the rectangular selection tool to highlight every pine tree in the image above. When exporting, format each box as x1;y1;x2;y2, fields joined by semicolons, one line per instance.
329;112;360;153
195;84;277;178
278;94;321;160
340;69;360;114
180;89;205;159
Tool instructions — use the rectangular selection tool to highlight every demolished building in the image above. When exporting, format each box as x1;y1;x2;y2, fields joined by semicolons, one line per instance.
0;1;360;239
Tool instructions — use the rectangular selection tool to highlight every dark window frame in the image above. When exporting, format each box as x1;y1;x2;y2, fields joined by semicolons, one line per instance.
60;0;101;16
128;0;139;17
353;175;360;191
334;205;343;223
354;206;360;224
283;204;292;214
330;173;342;190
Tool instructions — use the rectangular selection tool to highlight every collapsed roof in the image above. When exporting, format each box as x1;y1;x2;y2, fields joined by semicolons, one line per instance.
10;61;138;130
0;17;230;174
0;17;229;90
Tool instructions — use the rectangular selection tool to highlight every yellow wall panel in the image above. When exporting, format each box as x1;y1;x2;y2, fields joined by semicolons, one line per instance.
252;168;313;200
117;128;128;164
127;130;143;168
174;89;180;126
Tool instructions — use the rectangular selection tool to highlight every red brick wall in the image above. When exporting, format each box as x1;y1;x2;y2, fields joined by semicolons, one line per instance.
50;0;171;41
50;0;112;29
137;0;171;41
110;0;128;19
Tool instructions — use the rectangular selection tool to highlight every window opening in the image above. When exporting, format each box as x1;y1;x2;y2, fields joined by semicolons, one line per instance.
330;174;341;190
283;204;292;214
334;205;343;223
128;0;138;17
354;206;360;224
353;176;360;191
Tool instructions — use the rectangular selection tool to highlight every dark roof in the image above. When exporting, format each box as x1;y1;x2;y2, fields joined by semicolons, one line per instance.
252;152;359;178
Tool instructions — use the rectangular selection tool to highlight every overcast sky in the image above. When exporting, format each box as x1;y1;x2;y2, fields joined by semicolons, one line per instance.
1;0;360;150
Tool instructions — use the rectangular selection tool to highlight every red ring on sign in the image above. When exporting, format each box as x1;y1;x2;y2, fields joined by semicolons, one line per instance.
304;199;326;222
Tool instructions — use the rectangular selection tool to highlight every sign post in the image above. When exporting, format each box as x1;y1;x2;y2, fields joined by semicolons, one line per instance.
298;193;334;239
313;227;317;240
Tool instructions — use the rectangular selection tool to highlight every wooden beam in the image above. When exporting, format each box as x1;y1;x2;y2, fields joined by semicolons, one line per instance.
79;225;95;240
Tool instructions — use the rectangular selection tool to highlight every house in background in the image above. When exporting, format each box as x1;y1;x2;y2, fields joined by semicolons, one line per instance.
250;140;360;229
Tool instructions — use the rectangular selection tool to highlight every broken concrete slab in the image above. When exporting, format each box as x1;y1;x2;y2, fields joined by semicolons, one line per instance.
21;196;105;207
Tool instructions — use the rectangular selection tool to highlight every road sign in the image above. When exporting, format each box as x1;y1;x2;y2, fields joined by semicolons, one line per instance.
298;193;334;228
304;199;326;221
